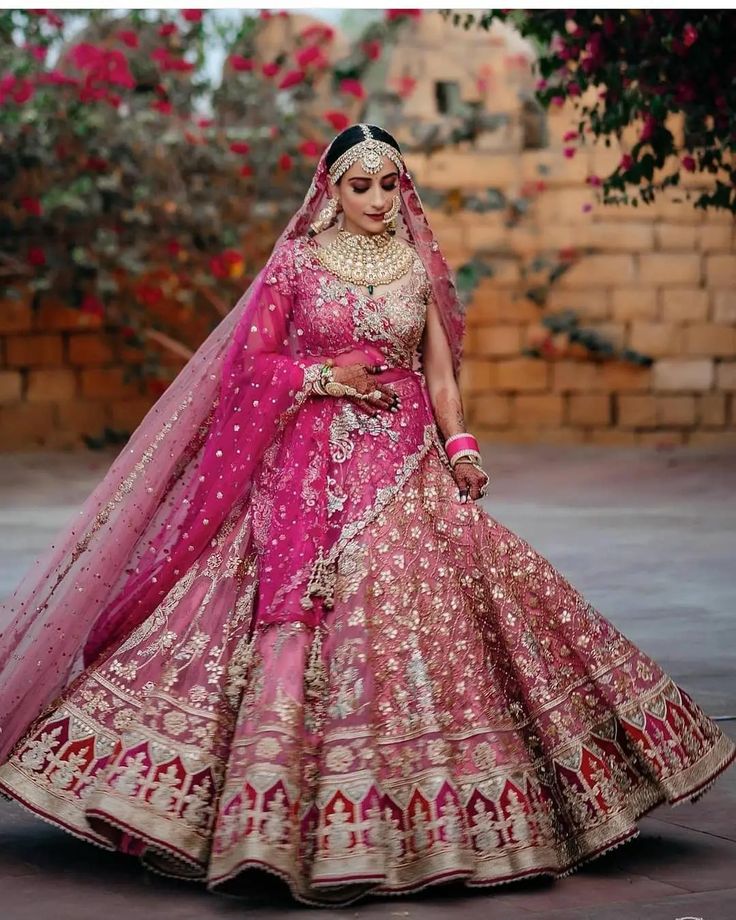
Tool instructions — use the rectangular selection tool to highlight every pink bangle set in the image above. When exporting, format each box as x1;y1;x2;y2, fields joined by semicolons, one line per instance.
444;432;481;468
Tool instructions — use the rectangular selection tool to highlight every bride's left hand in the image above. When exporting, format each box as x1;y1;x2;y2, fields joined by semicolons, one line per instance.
452;460;490;503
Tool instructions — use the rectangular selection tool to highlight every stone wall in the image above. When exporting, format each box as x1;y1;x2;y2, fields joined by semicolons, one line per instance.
411;144;736;447
0;294;156;449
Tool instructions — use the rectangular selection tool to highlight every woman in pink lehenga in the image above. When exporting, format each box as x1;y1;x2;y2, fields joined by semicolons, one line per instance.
0;124;733;908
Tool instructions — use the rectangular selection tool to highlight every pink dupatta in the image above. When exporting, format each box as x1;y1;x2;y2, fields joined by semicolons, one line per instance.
0;131;467;764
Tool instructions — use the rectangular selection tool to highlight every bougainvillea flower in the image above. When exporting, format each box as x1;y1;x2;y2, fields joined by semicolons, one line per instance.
81;293;105;317
278;152;293;171
324;111;349;131
362;39;382;61
151;48;194;73
11;78;35;104
396;76;416;97
262;61;280;78
223;251;244;279
209;249;243;279
69;43;136;89
640;113;658;141
229;142;251;154
84;154;108;171
41;70;79;87
298;139;321;157
27;246;46;267
19;197;42;216
278;69;306;90
386;9;422;21
182;10;203;23
683;23;698;47
228;54;254;71
116;30;138;49
296;45;321;68
299;24;321;39
166;56;195;73
24;43;47;62
134;283;164;306
339;78;365;99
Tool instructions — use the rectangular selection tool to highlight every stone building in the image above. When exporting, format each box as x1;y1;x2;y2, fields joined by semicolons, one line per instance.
0;10;734;449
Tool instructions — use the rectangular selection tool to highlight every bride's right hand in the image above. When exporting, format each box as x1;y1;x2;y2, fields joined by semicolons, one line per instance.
330;363;399;415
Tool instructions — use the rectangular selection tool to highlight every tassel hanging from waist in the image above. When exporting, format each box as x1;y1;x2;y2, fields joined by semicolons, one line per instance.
300;545;336;611
299;546;334;734
224;623;260;710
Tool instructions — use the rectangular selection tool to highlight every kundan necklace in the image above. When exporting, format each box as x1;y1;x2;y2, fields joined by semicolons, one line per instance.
312;228;415;295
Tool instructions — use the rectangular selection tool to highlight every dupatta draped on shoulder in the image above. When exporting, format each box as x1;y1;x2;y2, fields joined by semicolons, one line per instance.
0;139;467;765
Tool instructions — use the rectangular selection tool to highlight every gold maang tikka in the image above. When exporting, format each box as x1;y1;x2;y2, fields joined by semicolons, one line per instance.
326;124;405;184
309;124;405;237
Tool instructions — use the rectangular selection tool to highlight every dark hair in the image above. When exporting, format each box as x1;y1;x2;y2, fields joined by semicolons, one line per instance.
325;124;402;181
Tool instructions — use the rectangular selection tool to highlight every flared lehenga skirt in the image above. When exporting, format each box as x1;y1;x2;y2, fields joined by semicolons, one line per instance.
0;435;734;908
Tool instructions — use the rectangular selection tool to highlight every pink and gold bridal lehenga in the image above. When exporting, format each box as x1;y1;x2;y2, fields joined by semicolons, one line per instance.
0;147;734;910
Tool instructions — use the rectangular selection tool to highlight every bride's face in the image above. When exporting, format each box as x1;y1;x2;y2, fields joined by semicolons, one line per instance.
329;157;400;236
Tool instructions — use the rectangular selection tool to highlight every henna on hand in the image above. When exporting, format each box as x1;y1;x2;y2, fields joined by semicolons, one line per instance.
431;383;466;442
330;363;399;415
452;459;489;502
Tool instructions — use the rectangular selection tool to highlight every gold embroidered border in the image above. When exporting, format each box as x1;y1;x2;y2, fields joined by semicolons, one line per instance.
1;714;733;909
207;732;736;907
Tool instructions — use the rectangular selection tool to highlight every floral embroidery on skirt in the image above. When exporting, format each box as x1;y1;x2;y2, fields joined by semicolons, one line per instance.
1;438;734;908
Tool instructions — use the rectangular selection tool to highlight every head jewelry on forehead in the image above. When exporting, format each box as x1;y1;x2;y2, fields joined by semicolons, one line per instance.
327;123;405;183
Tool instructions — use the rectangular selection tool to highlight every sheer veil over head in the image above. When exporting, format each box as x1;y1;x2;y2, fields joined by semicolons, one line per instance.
0;123;466;763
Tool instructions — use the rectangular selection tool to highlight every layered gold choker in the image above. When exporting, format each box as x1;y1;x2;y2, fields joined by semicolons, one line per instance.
312;229;414;294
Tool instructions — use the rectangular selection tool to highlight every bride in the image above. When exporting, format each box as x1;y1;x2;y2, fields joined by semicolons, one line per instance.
0;123;733;908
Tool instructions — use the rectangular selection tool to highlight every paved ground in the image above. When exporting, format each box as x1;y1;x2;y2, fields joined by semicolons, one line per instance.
0;443;735;919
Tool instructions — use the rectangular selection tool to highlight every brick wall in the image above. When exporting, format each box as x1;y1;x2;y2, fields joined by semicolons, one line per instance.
0;292;156;449
407;141;736;447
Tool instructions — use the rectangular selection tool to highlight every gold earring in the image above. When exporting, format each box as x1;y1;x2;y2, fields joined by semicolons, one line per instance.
383;194;400;235
308;196;340;236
